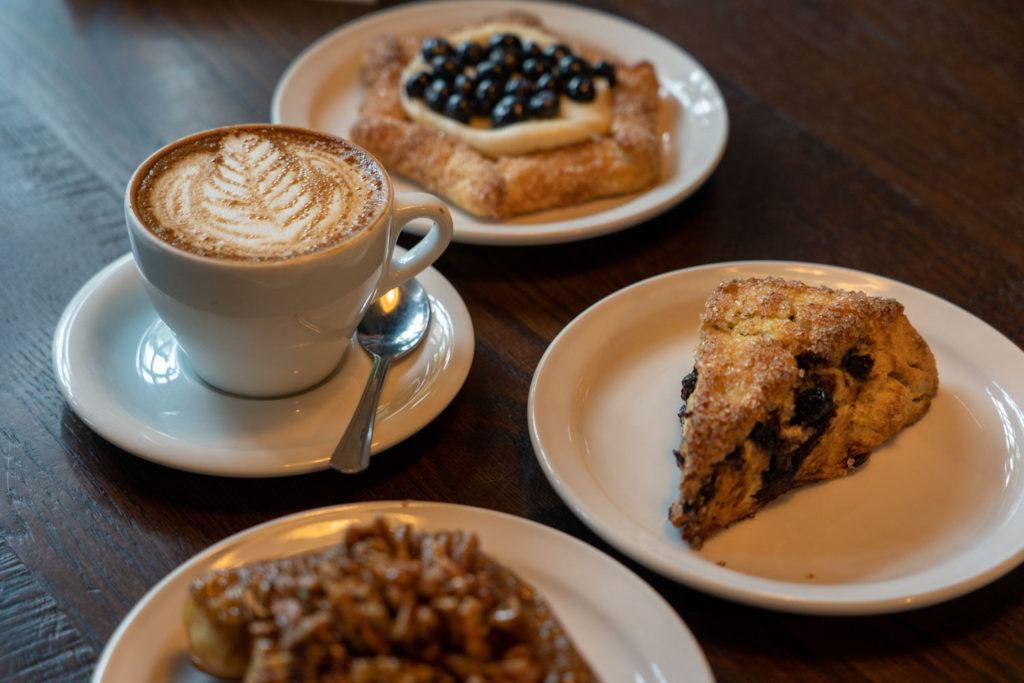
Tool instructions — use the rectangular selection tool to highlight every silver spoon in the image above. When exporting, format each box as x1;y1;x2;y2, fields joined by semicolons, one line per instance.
330;280;432;473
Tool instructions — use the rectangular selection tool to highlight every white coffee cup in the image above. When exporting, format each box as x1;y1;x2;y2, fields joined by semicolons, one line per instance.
125;124;453;398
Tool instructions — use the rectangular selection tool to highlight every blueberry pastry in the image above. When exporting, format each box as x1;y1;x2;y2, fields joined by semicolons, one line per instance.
351;12;660;219
185;518;598;682
670;277;939;548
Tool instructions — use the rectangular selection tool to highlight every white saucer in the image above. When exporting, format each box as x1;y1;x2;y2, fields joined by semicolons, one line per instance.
529;261;1024;614
92;501;713;683
271;0;728;246
53;254;474;477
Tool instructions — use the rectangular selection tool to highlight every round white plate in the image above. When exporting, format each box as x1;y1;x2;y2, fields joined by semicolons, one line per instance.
92;501;713;682
53;254;474;477
272;0;728;246
529;261;1024;615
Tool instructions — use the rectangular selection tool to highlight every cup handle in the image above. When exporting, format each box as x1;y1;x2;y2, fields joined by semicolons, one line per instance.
378;192;454;294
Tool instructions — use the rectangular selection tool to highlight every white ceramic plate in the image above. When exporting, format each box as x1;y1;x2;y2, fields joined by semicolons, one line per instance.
53;254;474;477
91;501;713;682
272;0;728;246
529;261;1024;614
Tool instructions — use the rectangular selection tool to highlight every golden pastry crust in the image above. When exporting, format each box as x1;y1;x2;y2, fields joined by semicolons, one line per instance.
350;13;661;219
670;277;939;548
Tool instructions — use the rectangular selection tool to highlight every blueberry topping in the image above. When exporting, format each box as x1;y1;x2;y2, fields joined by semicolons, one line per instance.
443;93;473;123
474;78;503;113
593;60;617;86
421;37;454;62
521;40;542;59
404;71;431;98
528;90;559;119
542;43;572;62
474;60;507;82
535;72;561;94
452;73;475;97
424;79;452;112
491;95;528;127
557;55;591;82
504;77;535;99
455;40;485;67
566;75;595;102
414;33;603;127
520;57;548;80
488;32;522;52
430;55;461;81
488;47;521;73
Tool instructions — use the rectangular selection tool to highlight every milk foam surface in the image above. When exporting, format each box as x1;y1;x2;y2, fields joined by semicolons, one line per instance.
135;128;388;261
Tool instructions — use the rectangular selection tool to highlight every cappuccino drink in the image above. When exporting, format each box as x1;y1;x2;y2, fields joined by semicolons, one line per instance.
133;127;390;261
126;124;452;397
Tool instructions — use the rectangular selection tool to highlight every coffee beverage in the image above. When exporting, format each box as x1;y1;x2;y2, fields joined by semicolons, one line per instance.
133;127;389;261
127;124;452;396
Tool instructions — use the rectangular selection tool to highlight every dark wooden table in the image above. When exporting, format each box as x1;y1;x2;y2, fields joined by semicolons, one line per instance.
2;1;1022;680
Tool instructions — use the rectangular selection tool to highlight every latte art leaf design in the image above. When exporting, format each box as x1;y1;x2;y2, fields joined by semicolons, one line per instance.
140;130;382;260
199;133;344;247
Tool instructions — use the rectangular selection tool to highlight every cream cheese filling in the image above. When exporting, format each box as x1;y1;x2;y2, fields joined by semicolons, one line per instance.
400;22;612;158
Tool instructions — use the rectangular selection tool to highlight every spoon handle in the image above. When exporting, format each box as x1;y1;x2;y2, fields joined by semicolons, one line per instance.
331;353;392;474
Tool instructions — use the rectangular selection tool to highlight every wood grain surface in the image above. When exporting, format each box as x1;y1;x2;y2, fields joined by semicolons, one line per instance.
1;1;1022;681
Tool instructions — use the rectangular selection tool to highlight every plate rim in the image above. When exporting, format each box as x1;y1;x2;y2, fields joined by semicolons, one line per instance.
52;253;475;477
91;500;714;683
270;0;729;246
528;259;1024;614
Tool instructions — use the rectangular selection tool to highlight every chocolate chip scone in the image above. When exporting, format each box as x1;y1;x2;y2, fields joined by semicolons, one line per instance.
185;517;597;682
350;12;660;219
670;277;939;548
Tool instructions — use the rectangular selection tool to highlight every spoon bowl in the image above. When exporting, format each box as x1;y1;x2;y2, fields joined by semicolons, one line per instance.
357;280;432;358
330;279;432;473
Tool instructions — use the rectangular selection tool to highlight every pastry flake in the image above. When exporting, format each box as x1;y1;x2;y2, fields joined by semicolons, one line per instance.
670;277;939;548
